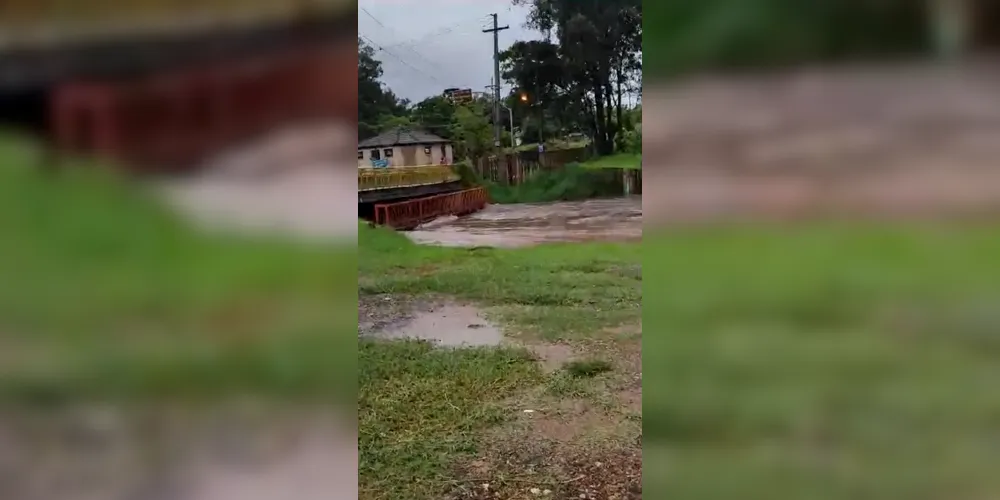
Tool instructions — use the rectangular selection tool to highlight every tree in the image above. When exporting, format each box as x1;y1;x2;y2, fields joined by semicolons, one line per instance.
512;0;642;155
358;38;408;140
377;114;414;132
411;96;458;140
450;102;493;162
500;40;568;142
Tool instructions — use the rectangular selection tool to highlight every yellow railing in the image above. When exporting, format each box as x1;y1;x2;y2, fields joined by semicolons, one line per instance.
358;166;460;192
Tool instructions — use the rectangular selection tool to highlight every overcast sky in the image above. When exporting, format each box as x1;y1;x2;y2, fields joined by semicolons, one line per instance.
358;0;541;102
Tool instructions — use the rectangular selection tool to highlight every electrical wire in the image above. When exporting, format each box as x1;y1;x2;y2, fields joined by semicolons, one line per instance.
359;34;447;87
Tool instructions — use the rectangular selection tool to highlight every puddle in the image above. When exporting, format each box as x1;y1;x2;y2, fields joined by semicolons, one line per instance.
377;305;504;347
407;197;641;248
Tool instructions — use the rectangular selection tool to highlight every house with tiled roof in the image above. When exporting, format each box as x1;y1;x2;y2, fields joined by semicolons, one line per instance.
357;127;453;168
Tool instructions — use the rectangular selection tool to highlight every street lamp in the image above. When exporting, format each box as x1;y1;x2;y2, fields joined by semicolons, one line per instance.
474;89;518;150
498;103;515;149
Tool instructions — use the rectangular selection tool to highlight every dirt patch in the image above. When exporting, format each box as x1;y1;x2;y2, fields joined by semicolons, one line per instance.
526;343;579;373
449;398;641;499
450;336;643;499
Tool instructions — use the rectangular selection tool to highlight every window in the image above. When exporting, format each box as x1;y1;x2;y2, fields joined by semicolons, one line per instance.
357;150;364;159
423;146;432;154
383;148;393;158
370;149;380;160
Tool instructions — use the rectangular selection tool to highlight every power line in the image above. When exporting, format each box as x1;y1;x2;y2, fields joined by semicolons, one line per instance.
360;34;447;87
359;7;451;74
385;14;491;49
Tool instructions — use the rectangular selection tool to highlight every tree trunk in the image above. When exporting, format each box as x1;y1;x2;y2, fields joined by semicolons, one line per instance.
615;62;624;132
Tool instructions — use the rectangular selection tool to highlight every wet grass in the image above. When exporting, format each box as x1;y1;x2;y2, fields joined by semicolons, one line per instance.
358;222;641;498
359;223;641;338
0;138;357;404
580;153;642;170
643;225;1000;498
564;359;615;378
485;164;627;204
358;341;542;499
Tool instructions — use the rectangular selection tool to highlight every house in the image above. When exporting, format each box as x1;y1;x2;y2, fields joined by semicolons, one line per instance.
358;128;454;168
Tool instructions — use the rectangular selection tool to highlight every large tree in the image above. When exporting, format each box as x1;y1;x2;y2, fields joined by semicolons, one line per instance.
410;95;458;140
512;0;642;155
358;38;408;140
500;40;567;143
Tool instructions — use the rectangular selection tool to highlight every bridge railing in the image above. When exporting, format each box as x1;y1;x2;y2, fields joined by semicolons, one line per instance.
358;165;460;192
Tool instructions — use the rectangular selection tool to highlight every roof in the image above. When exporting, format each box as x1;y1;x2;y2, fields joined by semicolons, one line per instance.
358;128;450;148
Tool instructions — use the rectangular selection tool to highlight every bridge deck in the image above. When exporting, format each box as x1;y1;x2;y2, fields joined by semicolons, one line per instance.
358;166;460;192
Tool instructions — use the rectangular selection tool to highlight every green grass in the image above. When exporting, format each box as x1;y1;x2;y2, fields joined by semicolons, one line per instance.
643;225;1000;498
358;223;640;498
0;137;356;404
359;340;542;499
359;223;640;339
564;358;615;378
580;153;641;170
485;164;628;204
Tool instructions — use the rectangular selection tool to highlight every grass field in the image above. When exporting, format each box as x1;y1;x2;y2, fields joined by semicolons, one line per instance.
643;225;1000;498
359;224;642;499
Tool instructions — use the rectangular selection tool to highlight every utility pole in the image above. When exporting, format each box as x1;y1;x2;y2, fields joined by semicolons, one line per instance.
487;79;515;149
483;13;508;150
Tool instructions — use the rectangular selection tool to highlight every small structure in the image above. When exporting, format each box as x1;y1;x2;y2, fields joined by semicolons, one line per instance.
357;128;453;168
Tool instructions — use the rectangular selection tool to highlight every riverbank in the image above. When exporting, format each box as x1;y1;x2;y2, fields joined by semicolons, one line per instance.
406;197;641;248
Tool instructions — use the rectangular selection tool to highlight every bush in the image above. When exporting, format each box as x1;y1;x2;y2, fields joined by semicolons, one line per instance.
486;164;623;204
450;160;483;188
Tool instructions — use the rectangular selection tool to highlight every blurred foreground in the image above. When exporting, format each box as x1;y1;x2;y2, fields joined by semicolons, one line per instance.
643;58;1000;497
0;136;357;499
644;59;1000;222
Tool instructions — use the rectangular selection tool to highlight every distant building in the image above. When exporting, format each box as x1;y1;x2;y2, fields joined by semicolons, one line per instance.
443;88;474;104
358;128;454;168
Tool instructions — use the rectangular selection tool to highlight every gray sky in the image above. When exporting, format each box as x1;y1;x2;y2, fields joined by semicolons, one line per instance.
358;0;541;103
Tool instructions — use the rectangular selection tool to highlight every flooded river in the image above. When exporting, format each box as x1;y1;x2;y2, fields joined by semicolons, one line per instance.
407;196;642;248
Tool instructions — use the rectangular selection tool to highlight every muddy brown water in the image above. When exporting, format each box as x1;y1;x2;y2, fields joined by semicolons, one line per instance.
407;196;643;248
376;304;504;347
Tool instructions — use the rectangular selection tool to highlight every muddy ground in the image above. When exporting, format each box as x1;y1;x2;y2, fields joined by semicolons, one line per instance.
408;197;642;248
358;295;643;500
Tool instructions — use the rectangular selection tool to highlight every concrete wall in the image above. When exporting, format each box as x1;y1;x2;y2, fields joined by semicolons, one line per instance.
358;143;453;168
